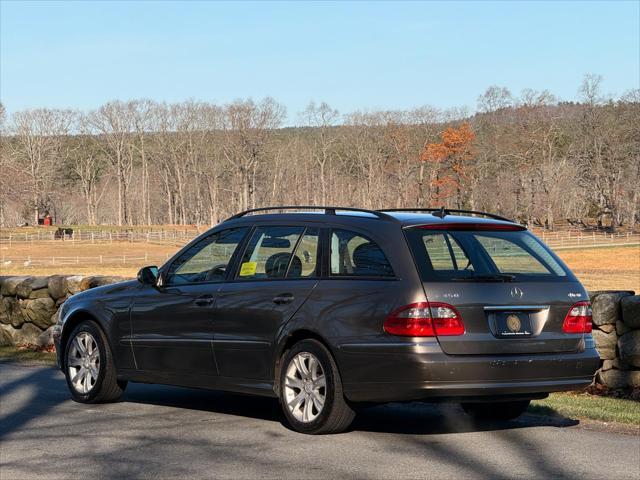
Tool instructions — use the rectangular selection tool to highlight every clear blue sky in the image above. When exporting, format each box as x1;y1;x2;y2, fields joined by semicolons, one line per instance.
1;0;638;120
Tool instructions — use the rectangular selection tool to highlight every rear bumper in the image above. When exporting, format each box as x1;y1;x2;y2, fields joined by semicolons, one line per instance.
337;341;600;403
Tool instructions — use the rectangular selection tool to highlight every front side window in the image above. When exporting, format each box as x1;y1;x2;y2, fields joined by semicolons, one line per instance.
166;227;248;285
237;226;305;280
330;229;394;277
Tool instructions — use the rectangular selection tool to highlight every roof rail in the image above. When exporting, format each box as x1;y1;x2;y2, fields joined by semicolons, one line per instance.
377;208;514;223
225;206;399;222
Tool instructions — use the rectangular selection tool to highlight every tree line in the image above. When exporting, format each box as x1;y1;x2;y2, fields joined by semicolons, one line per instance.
0;74;638;230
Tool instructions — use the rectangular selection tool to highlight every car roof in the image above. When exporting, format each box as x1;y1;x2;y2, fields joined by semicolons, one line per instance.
221;210;523;229
384;212;520;227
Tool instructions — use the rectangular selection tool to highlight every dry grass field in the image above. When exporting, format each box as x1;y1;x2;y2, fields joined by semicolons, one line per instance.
0;239;638;293
556;245;639;292
0;242;176;277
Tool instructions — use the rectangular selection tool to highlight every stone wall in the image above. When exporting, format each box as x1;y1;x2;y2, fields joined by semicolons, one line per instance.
0;275;125;348
1;276;639;390
590;291;640;389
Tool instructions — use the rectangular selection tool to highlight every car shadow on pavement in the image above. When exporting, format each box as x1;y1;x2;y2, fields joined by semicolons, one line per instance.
123;382;578;436
123;382;284;424
351;402;578;435
0;364;577;442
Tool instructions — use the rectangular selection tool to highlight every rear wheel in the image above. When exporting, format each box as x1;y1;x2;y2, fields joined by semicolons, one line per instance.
461;400;531;421
64;320;126;403
280;339;355;434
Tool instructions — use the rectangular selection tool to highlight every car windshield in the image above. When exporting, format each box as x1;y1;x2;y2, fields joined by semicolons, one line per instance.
405;227;570;282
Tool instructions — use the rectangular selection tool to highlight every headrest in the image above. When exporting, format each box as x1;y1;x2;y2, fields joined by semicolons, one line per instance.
265;252;291;278
352;242;391;275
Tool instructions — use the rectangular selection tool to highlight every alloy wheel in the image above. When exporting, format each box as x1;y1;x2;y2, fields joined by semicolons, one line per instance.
284;352;326;423
67;331;100;394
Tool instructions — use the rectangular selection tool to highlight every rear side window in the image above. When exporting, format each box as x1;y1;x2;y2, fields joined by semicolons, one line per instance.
406;228;569;282
330;229;394;277
237;226;304;280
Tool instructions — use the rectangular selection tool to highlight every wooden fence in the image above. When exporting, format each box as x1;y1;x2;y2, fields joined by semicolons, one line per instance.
3;227;638;248
1;253;173;268
535;231;640;249
0;229;195;247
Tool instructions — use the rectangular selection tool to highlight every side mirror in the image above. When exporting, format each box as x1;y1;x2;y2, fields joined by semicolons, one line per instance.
137;266;159;285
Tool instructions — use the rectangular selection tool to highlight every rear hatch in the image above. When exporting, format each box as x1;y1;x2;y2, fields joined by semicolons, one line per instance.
405;222;588;355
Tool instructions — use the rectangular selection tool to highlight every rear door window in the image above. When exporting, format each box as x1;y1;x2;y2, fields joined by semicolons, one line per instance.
237;226;304;280
330;229;394;277
289;228;320;278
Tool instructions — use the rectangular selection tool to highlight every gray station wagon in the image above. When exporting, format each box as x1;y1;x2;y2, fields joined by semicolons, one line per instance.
54;207;600;434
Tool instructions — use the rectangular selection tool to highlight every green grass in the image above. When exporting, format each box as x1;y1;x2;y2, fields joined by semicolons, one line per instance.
530;392;640;425
0;346;57;366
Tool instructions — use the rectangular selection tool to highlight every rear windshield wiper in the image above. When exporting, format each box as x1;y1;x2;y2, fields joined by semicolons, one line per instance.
452;273;516;282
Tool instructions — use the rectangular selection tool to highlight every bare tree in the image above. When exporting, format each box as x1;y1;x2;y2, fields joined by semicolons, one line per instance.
69;115;110;224
7;108;73;224
222;98;286;210
478;86;513;113
299;102;340;205
87;101;135;226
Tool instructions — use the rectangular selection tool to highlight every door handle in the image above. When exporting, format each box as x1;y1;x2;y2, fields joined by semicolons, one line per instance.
273;294;294;305
194;295;215;307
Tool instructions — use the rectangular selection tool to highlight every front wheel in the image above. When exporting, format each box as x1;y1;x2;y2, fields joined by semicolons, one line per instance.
64;320;126;403
279;339;355;434
461;400;531;421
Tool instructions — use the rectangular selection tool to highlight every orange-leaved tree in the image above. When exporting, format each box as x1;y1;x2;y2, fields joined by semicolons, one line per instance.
419;123;476;207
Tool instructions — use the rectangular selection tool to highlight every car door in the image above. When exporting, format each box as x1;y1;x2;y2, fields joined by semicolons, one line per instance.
213;225;321;380
130;227;249;377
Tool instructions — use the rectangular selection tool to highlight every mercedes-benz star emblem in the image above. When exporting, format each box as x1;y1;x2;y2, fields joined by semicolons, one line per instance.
510;286;523;299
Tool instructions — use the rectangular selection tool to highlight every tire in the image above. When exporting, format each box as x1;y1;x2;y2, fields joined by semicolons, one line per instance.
461;400;531;421
63;320;126;403
279;339;355;434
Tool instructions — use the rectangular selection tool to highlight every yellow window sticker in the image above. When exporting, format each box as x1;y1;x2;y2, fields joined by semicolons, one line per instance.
239;261;257;276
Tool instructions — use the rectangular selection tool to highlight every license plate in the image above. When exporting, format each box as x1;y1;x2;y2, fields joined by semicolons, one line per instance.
494;312;532;337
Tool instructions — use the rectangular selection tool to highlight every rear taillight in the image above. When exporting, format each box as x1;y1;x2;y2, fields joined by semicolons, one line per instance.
384;302;465;337
562;301;593;334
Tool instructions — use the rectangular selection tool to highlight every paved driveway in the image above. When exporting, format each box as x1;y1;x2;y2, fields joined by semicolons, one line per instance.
1;363;638;479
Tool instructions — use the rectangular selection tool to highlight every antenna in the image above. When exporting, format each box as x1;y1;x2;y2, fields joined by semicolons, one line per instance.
432;206;447;219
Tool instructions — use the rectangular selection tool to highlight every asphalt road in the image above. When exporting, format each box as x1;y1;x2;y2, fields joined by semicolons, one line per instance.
1;363;638;480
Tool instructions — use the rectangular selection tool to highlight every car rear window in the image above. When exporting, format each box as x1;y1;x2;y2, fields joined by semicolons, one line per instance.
406;227;569;282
